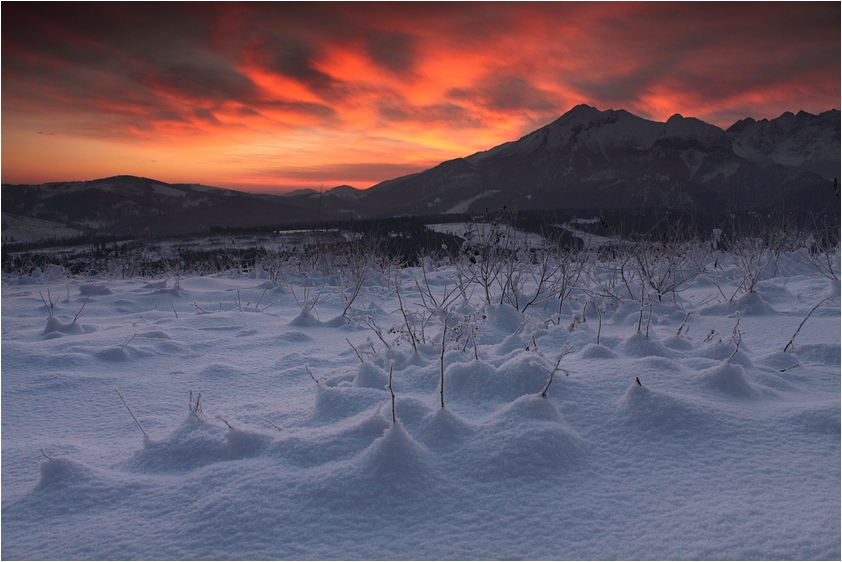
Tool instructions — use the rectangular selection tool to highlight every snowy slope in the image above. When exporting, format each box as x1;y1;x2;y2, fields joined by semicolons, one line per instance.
729;109;841;180
1;245;840;559
1;213;84;244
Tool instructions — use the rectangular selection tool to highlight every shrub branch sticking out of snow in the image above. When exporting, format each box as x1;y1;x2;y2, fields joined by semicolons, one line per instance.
388;361;396;423
115;388;148;441
784;296;835;352
189;390;203;419
439;317;447;408
305;364;321;387
540;345;573;399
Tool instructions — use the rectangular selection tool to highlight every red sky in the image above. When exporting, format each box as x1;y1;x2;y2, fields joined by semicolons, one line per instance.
2;2;839;193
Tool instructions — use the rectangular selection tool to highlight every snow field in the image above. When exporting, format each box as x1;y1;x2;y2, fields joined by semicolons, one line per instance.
1;247;839;559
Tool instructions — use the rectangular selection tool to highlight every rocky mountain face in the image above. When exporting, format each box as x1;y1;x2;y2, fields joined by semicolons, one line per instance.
728;109;840;180
341;105;839;217
3;105;838;243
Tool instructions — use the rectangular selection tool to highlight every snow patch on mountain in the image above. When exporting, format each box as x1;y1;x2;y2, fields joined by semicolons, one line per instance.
444;190;501;214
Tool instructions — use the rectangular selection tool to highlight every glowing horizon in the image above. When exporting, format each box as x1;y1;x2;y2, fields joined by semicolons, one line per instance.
2;2;839;193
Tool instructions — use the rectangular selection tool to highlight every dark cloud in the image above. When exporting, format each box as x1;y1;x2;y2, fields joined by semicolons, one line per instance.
137;62;258;103
448;75;557;115
376;95;481;128
365;32;417;74
252;100;339;123
192;108;222;126
236;106;262;117
1;2;259;135
255;37;341;96
567;2;841;111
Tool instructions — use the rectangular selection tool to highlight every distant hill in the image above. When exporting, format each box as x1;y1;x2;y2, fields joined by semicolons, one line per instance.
3;106;838;244
1;175;315;243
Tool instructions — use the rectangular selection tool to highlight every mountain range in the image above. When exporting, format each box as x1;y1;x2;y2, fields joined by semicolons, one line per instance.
2;105;839;243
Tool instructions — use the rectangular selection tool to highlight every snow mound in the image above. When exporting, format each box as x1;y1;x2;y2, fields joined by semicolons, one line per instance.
269;409;391;468
445;355;549;402
392;395;434;427
579;343;617;359
41;316;85;337
757;351;800;371
694;341;753;369
482;304;524;342
312;386;386;423
620;332;676;358
128;418;271;473
36;457;101;490
197;363;248;379
786;404;841;435
464;395;586;480
661;336;696;351
277;330;314;343
95;345;153;361
78;283;114;296
416;407;476;449
698;361;757;398
618;380;713;432
352;362;389;389
290;305;322;327
496;331;532;355
792;343;841;366
699;292;778;316
357;421;432;480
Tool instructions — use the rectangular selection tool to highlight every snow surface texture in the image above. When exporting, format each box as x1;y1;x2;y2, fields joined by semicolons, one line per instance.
2;250;840;560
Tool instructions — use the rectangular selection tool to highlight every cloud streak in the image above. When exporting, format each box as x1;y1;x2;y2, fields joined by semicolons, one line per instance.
2;2;838;191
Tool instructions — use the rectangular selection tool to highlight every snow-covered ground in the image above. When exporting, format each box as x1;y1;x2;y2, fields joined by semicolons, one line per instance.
2;213;85;245
1;246;839;559
427;222;547;249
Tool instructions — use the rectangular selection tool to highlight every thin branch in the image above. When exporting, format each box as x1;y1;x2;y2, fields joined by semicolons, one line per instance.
256;416;282;430
74;292;92;322
39;291;55;316
596;308;602;345
676;311;692;337
305;364;321;387
255;288;268;308
440;317;447;409
540;345;573;398
784;297;832;352
727;330;742;363
115;388;148;439
388;361;396;423
121;334;136;350
346;338;364;363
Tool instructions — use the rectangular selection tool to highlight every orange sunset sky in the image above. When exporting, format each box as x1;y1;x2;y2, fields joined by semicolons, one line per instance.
2;2;839;193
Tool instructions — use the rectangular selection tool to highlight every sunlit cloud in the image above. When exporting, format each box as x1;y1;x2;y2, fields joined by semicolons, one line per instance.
2;2;838;192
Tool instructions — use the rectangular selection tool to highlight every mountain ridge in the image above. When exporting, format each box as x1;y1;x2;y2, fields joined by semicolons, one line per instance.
3;105;839;243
